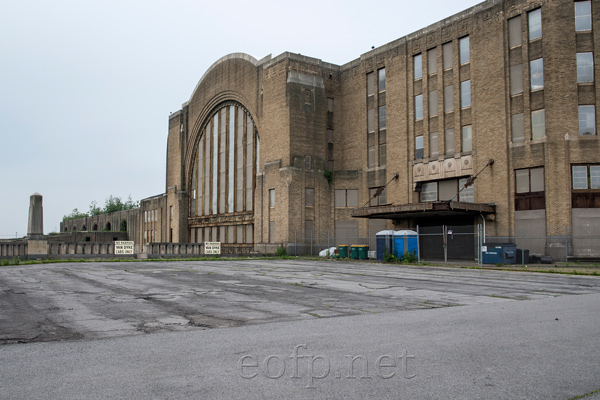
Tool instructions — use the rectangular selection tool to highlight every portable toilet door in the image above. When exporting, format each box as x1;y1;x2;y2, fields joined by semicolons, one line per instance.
376;230;395;261
394;230;419;259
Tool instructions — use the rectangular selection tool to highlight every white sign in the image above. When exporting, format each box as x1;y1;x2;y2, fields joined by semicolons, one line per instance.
204;242;221;255
481;246;488;252
114;241;134;255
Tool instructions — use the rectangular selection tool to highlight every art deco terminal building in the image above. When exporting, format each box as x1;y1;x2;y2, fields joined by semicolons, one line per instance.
63;0;600;260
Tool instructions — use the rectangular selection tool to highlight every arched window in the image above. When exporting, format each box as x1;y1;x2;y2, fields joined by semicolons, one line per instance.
189;103;259;245
105;222;111;231
92;224;98;231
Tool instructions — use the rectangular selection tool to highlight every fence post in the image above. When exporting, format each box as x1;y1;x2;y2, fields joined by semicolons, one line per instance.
443;225;448;263
311;230;313;256
565;226;568;264
416;225;420;264
294;229;297;257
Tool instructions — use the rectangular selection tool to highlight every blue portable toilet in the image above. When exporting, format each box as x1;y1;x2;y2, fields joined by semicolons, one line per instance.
376;230;395;260
394;230;419;259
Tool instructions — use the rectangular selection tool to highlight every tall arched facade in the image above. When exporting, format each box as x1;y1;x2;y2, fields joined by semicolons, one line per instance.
187;102;259;249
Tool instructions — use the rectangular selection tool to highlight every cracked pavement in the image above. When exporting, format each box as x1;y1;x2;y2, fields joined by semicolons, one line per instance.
1;259;599;344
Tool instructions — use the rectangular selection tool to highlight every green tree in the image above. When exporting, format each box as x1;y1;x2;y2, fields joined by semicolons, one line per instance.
62;208;88;222
89;200;102;216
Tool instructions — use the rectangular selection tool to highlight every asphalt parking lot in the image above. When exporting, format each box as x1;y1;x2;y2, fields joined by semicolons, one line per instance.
1;259;600;344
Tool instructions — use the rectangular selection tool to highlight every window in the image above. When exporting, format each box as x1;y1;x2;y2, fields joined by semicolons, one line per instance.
531;109;545;139
444;85;454;113
508;15;522;47
445;129;455;156
415;94;423;120
515;167;545;210
305;155;312;169
459;36;470;64
421;182;438;202
269;221;275;243
379;144;387;166
269;189;275;207
530;58;544;90
169;206;173;220
369;187;387;206
430;132;439;159
305;188;314;207
575;1;592;31
378;68;386;92
510;64;523;95
512;113;525;141
443;42;453;70
335;189;358;208
572;165;600;208
428;48;437;75
367;72;375;96
461;125;472;152
577;52;594;83
429;90;438;116
367;108;375;132
414;54;422;80
379;106;386;130
528;8;542;41
579;105;596;135
460;80;471;108
415;136;424;160
458;178;474;203
327;129;334;143
573;165;600;189
327;98;334;112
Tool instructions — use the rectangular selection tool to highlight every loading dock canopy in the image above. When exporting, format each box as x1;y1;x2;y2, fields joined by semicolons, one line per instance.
351;201;496;220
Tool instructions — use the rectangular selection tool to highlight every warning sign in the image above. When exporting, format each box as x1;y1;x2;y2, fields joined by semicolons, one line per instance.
114;241;134;255
204;242;221;255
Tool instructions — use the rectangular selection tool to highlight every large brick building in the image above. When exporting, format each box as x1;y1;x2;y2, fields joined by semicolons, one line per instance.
62;0;600;260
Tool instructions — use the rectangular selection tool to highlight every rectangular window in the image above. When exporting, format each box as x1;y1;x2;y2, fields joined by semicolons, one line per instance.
305;188;314;207
515;167;545;210
512;113;525;141
327;129;334;144
421;182;438;202
430;132;439;159
414;54;422;80
444;85;454;113
579;105;596;135
443;42;453;70
573;166;589;189
528;8;542;41
335;189;358;208
462;125;472;152
459;36;470;64
575;1;592;31
530;58;544;91
328;98;334;112
369;187;386;206
508;15;522;47
415;136;424;160
379;144;387;166
577;52;594;83
367;72;375;96
445;129;455;156
531;109;545;139
458;178;474;203
269;221;275;243
367;108;375;132
379;106;386;130
460;80;471;108
429;90;438;116
169;205;173;220
269;189;275;207
510;64;523;95
415;94;423;120
378;68;386;92
428;48;437;75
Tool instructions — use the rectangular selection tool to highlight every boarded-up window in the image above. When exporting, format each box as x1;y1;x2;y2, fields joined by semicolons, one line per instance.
438;180;456;201
429;90;438;116
531;109;545;139
368;108;375;132
269;222;275;243
430;132;439;158
414;54;422;80
378;68;386;92
335;189;358;207
510;64;523;95
516;167;545;210
443;42;452;70
512;113;525;141
367;72;375;96
335;221;358;246
305;188;314;207
508;15;522;47
445;129;455;156
444;85;454;113
428;48;437;75
269;189;275;207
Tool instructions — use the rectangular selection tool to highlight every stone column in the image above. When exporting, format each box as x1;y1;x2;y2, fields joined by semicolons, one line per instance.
27;193;47;258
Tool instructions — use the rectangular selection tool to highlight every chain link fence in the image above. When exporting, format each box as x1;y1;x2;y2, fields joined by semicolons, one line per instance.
289;226;600;264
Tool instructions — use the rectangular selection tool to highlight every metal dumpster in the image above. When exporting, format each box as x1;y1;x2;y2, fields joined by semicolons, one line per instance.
482;243;517;264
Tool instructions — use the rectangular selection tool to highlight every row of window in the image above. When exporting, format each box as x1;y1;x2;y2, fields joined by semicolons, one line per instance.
415;125;472;160
414;36;470;80
190;225;254;244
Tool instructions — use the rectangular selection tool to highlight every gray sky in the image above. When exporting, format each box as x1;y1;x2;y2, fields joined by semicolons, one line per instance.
0;0;482;238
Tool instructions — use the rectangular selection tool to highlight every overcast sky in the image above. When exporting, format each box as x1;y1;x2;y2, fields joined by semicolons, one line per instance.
0;0;482;238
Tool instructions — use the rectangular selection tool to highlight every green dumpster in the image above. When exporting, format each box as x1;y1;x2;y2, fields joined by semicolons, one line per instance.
350;245;360;260
358;245;369;260
338;245;349;258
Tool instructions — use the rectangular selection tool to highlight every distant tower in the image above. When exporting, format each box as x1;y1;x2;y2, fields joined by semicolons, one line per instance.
27;193;44;239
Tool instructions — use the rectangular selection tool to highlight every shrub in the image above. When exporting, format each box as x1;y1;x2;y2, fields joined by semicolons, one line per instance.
276;246;288;258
